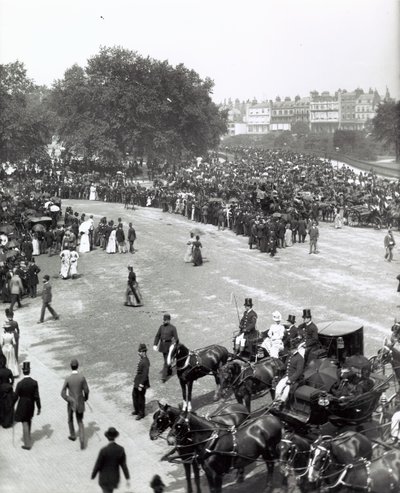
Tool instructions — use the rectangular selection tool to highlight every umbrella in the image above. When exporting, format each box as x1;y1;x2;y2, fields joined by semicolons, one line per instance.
0;224;14;234
6;250;18;258
209;198;224;203
28;216;52;223
272;212;282;218
228;197;239;203
343;355;371;371
32;224;46;232
6;239;18;248
49;205;60;212
304;359;338;392
190;227;204;236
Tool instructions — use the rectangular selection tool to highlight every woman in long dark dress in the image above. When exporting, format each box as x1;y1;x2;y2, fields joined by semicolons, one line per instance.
192;235;203;266
0;354;14;428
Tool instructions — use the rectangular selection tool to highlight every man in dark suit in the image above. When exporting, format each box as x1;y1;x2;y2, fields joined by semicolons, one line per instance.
38;274;59;323
91;426;130;493
127;222;136;253
132;343;150;420
153;314;178;383
274;337;305;404
235;298;258;357
297;308;320;365
61;358;90;449
124;265;142;307
14;361;41;450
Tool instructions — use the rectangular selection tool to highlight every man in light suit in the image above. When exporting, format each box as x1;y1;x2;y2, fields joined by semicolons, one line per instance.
91;426;130;493
61;358;89;449
14;361;41;450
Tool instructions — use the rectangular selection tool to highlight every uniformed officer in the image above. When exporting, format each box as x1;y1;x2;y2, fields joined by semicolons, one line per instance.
132;343;150;420
153;314;178;383
235;298;258;356
297;309;319;365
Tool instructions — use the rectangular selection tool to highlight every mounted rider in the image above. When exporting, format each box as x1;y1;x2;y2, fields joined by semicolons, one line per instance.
234;298;258;358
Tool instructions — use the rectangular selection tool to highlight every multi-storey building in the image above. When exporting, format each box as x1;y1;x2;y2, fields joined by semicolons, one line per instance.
270;99;294;131
355;91;381;126
293;96;310;124
309;91;339;133
338;89;363;130
246;102;271;134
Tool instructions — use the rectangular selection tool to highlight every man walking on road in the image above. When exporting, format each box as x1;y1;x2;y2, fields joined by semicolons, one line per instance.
38;275;59;323
385;229;396;262
153;314;178;383
14;361;41;450
61;358;90;449
124;265;142;306
9;268;23;311
91;426;130;493
127;222;136;253
132;343;150;420
308;220;319;254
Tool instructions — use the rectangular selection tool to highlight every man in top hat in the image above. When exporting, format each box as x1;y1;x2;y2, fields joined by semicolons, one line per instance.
153;314;179;383
132;343;150;420
91;426;130;493
234;298;258;357
297;309;320;365
38;274;59;323
274;337;305;405
283;314;299;351
61;358;90;449
124;265;142;307
14;361;41;450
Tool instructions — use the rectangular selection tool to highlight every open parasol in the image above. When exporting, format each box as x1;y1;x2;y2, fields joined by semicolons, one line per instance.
49;204;60;212
190;227;205;236
343;355;371;371
272;212;282;218
0;224;14;234
6;250;18;258
27;216;52;223
304;358;338;392
32;224;46;232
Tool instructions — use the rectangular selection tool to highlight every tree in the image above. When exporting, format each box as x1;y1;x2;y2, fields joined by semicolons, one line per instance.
0;62;54;163
50;47;226;164
291;121;309;136
372;101;400;161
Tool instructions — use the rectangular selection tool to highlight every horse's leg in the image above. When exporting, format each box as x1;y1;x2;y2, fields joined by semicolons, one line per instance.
213;372;220;401
180;379;187;411
234;389;243;406
192;461;202;493
187;380;193;412
183;463;193;493
214;474;223;493
244;392;251;412
203;463;216;493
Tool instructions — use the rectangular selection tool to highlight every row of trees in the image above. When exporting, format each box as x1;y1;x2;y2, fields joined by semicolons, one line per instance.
0;47;227;166
0;47;399;167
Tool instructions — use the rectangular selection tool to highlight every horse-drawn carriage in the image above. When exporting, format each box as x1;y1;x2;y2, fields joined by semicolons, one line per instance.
346;205;382;228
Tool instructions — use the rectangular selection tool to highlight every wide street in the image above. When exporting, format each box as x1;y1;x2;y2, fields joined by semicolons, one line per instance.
1;198;399;493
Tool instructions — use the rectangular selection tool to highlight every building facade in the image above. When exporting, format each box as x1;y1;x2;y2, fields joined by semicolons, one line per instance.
246;103;271;134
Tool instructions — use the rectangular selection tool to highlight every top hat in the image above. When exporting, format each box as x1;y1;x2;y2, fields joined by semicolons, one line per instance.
302;308;312;319
138;343;147;352
104;427;119;440
43;275;50;281
22;361;30;373
272;311;282;322
150;475;165;488
287;314;296;325
163;313;171;321
244;298;253;307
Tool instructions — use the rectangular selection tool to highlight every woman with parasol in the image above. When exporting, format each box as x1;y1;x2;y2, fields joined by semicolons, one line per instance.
184;232;194;263
192;235;203;266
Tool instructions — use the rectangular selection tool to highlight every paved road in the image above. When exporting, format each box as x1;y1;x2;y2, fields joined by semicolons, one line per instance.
2;200;399;493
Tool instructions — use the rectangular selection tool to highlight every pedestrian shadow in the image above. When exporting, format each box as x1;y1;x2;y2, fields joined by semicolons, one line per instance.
86;421;102;445
31;423;54;442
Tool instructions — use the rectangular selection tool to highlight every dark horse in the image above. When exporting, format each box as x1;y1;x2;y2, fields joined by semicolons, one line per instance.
308;431;373;488
167;411;282;493
218;357;285;411
277;431;312;493
150;401;250;493
167;342;229;411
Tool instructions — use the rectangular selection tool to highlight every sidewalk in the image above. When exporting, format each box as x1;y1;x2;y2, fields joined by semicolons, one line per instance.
0;294;178;493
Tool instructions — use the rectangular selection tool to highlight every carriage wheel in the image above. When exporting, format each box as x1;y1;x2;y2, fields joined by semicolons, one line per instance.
348;213;359;227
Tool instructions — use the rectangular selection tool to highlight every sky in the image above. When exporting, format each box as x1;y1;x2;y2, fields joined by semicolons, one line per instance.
0;0;399;103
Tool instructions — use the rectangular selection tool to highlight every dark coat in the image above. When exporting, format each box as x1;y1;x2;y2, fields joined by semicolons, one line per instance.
14;376;41;422
239;309;257;333
42;282;52;303
134;355;150;388
298;321;319;348
91;442;130;489
285;351;305;383
127;227;136;241
153;323;178;354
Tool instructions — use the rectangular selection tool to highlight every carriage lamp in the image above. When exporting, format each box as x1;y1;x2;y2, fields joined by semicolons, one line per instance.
337;337;344;349
318;391;330;407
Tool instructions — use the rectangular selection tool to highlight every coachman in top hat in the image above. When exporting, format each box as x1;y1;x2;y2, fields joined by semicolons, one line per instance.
234;298;258;357
297;308;320;365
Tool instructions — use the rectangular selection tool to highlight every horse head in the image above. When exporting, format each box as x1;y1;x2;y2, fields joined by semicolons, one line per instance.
278;433;297;478
167;411;191;446
218;361;241;397
308;435;332;483
167;341;188;368
149;401;175;440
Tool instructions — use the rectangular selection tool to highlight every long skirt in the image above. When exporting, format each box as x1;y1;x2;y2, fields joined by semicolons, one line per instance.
192;247;203;266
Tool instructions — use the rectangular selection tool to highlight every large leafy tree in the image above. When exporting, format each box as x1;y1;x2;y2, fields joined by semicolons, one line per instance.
50;47;227;164
0;61;54;163
372;100;400;161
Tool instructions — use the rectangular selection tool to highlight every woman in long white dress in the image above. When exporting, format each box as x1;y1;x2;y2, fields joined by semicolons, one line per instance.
79;232;91;253
261;311;286;358
32;233;40;256
89;184;97;201
184;233;195;262
60;249;71;279
69;248;79;279
106;228;117;254
1;326;19;377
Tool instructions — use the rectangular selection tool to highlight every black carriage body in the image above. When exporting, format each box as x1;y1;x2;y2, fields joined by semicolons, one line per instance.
318;320;364;364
